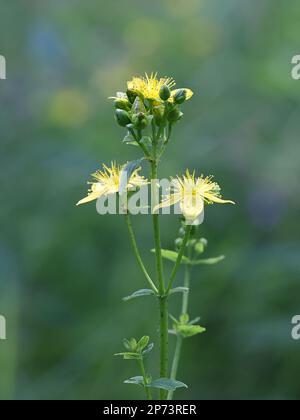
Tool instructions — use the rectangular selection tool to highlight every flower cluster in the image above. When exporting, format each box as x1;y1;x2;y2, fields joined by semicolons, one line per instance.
111;72;193;133
77;73;234;225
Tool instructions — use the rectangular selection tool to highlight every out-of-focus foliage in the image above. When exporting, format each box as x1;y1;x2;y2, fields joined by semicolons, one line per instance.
0;0;300;400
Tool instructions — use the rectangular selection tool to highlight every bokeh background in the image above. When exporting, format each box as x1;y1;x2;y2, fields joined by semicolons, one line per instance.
1;0;300;400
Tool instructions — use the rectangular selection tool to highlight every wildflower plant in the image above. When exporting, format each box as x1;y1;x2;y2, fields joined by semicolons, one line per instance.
77;73;234;399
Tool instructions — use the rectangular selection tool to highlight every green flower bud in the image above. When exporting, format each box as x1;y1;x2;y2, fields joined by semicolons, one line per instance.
126;89;137;104
179;313;189;324
173;89;187;104
175;237;183;250
194;238;208;254
132;112;148;130
167;106;183;123
159;85;171;101
200;237;208;247
178;227;185;237
114;98;131;111
115;109;131;127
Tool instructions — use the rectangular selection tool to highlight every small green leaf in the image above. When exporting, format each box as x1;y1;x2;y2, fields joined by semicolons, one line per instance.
137;336;149;352
114;352;142;360
176;324;206;338
169;287;189;296
124;376;144;386
190;255;225;265
151;249;190;264
147;378;188;391
122;338;131;350
130;338;137;351
189;316;201;325
140;136;152;149
142;342;154;356
152;249;224;266
123;289;156;301
123;132;138;146
119;158;144;194
132;96;146;113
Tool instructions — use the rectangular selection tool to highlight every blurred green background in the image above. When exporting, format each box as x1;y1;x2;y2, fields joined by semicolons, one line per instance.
1;0;300;400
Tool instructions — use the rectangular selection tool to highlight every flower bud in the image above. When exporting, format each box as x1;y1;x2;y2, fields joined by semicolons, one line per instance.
132;112;148;130
175;237;183;250
115;109;131;127
178;227;186;237
114;98;131;111
194;238;207;254
173;89;187;104
159;85;171;101
126;89;137;104
167;106;183;123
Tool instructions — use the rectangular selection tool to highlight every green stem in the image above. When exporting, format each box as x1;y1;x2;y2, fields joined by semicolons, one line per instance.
138;358;152;400
167;261;191;400
158;123;172;161
128;126;151;159
166;225;192;294
126;213;158;294
150;124;168;399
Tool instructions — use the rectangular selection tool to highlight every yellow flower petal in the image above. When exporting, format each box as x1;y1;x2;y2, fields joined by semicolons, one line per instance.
76;191;103;206
204;192;235;205
153;193;181;213
170;88;194;102
76;162;148;206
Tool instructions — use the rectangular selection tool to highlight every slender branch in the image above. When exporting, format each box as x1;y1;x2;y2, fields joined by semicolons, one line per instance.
165;225;192;294
128;126;151;159
167;260;191;400
125;213;158;294
158;123;172;161
138;358;152;400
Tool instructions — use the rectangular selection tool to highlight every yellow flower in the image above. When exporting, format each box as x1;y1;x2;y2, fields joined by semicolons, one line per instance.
154;170;235;223
76;162;147;206
127;72;193;103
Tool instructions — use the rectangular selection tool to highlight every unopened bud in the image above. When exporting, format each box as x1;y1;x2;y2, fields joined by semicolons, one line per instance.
115;109;131;127
114;98;131;111
159;85;171;101
173;89;187;105
132;112;148;129
175;237;183;250
167;106;183;123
